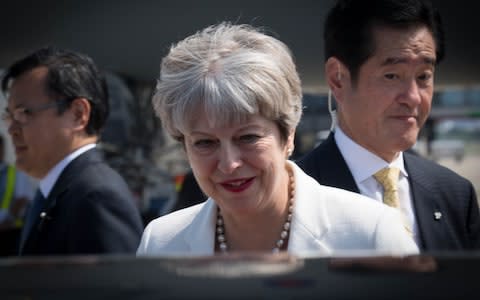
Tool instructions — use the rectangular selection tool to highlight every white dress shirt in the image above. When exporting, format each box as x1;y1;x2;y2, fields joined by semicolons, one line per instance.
38;144;96;198
334;128;419;244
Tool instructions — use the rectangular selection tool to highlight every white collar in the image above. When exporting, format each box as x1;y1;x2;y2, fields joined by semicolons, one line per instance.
334;127;407;183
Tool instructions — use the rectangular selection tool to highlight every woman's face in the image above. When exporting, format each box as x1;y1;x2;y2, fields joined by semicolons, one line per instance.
183;113;294;218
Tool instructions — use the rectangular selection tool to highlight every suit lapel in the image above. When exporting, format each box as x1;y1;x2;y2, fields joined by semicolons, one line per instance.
48;149;101;201
40;149;101;219
299;133;359;193
19;190;45;254
21;149;101;254
404;154;458;250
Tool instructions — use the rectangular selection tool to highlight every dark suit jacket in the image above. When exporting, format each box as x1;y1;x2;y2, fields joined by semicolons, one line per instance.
297;133;480;251
19;148;143;255
172;171;207;212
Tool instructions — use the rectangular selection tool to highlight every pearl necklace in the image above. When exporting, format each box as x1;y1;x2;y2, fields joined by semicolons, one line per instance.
216;168;295;254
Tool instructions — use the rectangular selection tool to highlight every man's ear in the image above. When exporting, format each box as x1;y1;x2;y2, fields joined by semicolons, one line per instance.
325;57;349;104
70;98;91;130
325;57;346;89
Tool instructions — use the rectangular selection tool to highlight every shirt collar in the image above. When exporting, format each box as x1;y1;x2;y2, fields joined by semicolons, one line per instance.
334;127;407;183
38;144;96;197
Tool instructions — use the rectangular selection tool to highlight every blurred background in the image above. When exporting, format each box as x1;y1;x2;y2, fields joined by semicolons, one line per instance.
1;0;479;224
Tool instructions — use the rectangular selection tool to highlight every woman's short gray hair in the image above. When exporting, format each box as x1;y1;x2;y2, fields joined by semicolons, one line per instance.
152;22;303;143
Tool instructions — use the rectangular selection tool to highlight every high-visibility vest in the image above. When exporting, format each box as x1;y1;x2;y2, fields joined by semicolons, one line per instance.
174;174;186;192
1;165;23;227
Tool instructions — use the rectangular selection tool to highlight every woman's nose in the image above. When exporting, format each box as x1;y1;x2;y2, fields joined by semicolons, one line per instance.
217;144;242;174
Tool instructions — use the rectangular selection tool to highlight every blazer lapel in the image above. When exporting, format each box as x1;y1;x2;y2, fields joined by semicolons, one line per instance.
287;162;332;256
183;199;216;255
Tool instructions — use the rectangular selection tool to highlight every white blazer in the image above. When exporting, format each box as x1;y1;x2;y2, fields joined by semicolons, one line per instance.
137;162;418;257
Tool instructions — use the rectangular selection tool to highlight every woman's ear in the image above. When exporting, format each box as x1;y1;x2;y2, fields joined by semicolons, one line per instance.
70;98;91;131
286;129;296;158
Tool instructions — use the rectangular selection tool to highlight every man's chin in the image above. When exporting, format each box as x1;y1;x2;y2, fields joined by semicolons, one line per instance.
397;139;417;153
15;160;33;176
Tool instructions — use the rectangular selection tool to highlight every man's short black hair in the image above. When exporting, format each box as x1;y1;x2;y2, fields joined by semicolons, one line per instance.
1;46;109;135
324;0;445;82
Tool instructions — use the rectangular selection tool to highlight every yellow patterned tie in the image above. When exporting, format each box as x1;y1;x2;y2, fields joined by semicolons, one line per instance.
374;167;400;208
374;167;412;234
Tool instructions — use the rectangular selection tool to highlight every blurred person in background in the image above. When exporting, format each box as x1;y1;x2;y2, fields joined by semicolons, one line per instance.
137;22;418;256
0;135;36;256
172;170;206;212
1;46;143;255
298;0;480;251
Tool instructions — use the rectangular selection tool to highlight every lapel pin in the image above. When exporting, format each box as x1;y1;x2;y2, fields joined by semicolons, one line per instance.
40;212;51;220
434;211;442;220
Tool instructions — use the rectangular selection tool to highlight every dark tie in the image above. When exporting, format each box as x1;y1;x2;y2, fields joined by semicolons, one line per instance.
19;189;45;254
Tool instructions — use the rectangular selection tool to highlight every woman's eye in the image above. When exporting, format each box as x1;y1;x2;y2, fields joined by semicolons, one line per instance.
239;134;260;144
193;139;216;148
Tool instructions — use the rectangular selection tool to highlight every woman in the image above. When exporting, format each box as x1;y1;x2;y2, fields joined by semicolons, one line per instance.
137;23;418;256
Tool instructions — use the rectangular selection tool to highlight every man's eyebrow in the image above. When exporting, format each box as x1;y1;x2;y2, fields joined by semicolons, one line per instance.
381;56;436;66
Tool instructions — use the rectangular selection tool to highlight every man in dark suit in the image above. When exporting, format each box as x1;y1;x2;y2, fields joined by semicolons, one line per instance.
298;0;480;251
1;46;144;255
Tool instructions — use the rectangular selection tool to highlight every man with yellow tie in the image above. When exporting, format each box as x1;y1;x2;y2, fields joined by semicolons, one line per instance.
298;0;480;251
